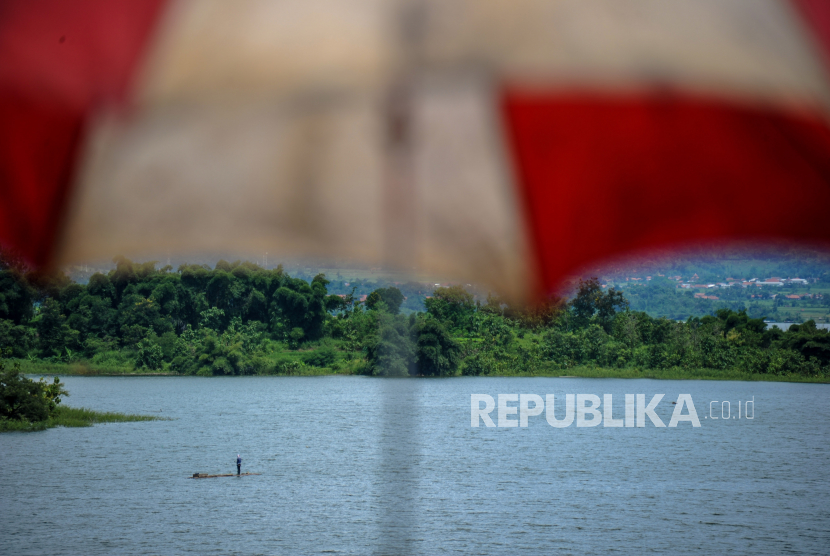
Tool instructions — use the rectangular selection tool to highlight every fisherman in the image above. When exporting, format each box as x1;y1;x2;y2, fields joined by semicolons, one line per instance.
236;454;242;475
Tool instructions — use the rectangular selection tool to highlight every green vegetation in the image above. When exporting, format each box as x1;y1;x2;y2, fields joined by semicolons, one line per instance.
618;275;830;323
0;357;162;432
1;250;829;381
591;244;830;322
468;364;829;382
1;357;67;421
0;405;163;432
591;242;830;284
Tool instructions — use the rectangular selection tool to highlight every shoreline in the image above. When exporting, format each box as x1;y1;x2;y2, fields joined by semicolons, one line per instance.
19;364;829;383
0;405;167;433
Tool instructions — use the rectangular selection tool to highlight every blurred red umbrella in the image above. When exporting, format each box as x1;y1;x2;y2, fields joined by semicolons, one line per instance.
2;0;830;301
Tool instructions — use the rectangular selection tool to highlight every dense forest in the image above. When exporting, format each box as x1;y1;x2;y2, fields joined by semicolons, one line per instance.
1;253;829;379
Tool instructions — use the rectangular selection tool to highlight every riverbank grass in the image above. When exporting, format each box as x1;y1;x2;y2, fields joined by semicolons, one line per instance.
12;359;827;383
507;364;829;383
16;359;172;376
0;405;166;433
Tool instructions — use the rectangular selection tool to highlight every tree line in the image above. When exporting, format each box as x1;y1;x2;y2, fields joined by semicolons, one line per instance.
1;252;828;378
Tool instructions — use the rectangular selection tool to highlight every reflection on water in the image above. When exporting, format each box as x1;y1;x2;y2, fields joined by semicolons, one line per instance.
378;379;421;554
1;376;828;555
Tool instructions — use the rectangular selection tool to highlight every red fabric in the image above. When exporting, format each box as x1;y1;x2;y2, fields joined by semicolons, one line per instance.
0;0;166;266
501;92;830;295
791;0;830;74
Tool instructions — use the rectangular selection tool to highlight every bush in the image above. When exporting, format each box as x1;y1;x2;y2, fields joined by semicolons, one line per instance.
0;319;35;358
247;356;273;375
599;341;630;368
137;339;163;370
83;336;118;358
461;353;496;376
171;355;197;375
301;345;338;368
0;359;67;423
288;327;305;349
199;307;225;331
699;337;737;370
275;359;306;375
767;349;805;376
543;330;577;368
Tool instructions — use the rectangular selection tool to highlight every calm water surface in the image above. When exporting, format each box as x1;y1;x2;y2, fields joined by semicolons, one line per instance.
1;376;828;555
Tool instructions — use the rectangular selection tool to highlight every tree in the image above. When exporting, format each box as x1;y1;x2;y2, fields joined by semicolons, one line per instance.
206;271;240;317
199;307;226;331
64;292;117;347
0;267;35;324
782;320;830;365
570;277;628;332
244;289;269;323
425;286;475;330
366;287;405;315
137;339;163;370
117;294;172;340
364;314;413;376
413;318;461;376
613;311;642;348
504;295;565;330
271;275;327;342
0;359;68;422
110;256;137;300
35;298;79;357
87;272;115;300
0;319;35;357
288;327;305;349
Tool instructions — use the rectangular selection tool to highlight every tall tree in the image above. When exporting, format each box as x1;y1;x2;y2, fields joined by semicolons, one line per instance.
570;277;628;332
366;287;405;315
413;318;461;376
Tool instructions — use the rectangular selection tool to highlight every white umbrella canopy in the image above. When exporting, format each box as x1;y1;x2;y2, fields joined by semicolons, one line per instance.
3;0;830;301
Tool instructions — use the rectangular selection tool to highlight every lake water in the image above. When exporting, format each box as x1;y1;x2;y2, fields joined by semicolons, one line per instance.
1;376;829;555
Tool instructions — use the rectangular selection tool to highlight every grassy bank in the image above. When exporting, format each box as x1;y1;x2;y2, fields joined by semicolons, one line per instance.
14;349;369;377
13;357;828;383
16;359;173;376
0;405;166;433
501;364;829;383
15;359;356;376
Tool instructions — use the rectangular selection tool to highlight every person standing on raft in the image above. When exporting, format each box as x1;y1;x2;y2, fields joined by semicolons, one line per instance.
236;454;242;475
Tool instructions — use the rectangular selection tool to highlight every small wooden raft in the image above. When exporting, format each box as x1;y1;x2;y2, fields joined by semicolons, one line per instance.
189;472;261;479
